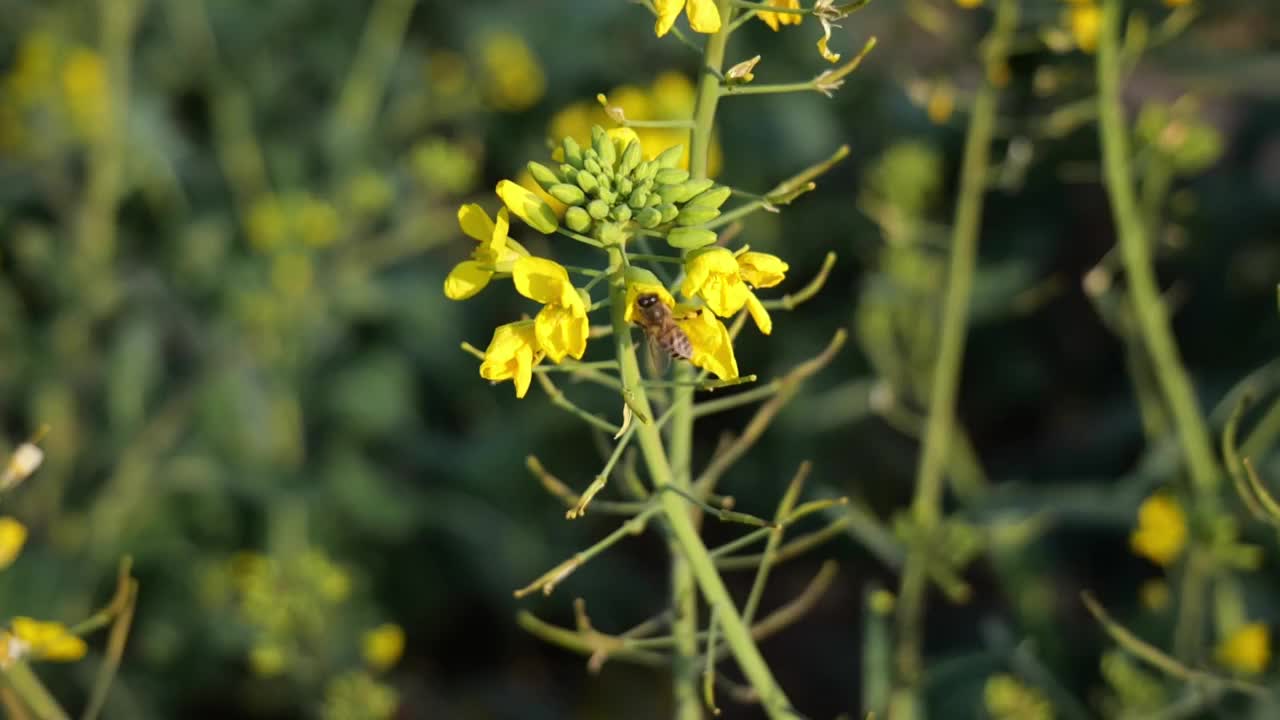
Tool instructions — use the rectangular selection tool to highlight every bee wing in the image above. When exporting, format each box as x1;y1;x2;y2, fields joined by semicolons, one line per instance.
643;329;670;377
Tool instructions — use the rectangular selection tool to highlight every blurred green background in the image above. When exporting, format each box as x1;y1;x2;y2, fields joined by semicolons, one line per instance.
0;0;1278;718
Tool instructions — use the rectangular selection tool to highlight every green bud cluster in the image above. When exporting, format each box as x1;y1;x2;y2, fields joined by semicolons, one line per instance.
526;125;731;250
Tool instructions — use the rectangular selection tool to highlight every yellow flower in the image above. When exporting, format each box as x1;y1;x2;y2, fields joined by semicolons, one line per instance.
9;618;87;663
496;179;559;234
513;257;589;363
984;673;1053;720
927;82;956;125
1164;0;1190;6
677;308;739;380
816;2;841;63
956;0;983;6
682;248;785;335
480;32;546;112
623;279;677;325
654;0;722;37
444;205;527;301
1129;494;1187;567
0;517;26;569
1216;623;1270;675
61;48;111;140
758;0;803;31
479;321;544;398
250;643;288;677
1069;2;1101;53
362;623;406;672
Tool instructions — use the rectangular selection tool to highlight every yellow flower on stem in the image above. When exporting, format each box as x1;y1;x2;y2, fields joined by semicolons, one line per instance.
479;321;544;399
682;248;788;335
9;618;87;662
513;257;590;363
362;623;406;672
1068;2;1101;53
758;0;803;31
1129;493;1187;567
622;278;677;325
0;517;26;569
444;205;527;300
677;308;739;380
1216;623;1270;675
497;179;559;234
654;0;721;37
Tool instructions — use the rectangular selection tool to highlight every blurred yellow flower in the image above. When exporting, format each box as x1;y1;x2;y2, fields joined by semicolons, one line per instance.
60;48;110;140
6;32;57;107
1129;494;1186;567
250;642;288;677
1139;579;1170;612
513;257;589;363
677;308;739;380
362;623;405;671
1164;0;1191;5
1216;623;1270;675
427;51;470;99
956;0;983;7
10;618;87;663
1068;2;1101;53
0;517;27;569
654;0;721;37
549;72;721;174
927;82;956;125
479;321;544;398
984;673;1053;720
758;0;803;31
444;205;526;301
682;248;785;335
496;179;559;234
480;32;546;112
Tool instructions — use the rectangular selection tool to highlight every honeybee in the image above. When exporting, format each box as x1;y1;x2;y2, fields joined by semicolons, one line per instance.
633;293;693;369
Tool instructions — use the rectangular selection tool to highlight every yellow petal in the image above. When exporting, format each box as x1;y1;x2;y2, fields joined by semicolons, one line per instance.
624;280;677;324
496;179;558;234
1129;494;1187;567
42;633;87;662
362;624;406;672
1217;623;1270;675
444;261;493;300
681;248;738;300
457;204;495;243
479;322;542;398
678;309;739;380
513;257;577;307
654;0;686;37
818;26;841;63
1070;5;1101;53
535;303;589;363
607;127;643;158
0;517;27;569
736;252;789;288
758;0;803;31
745;291;773;335
686;0;722;33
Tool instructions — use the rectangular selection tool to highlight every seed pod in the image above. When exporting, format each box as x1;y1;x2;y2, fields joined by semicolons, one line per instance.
654;145;685;169
611;204;632;223
619;139;643;176
654;167;690;186
685;185;732;210
658;203;680;224
616;177;633;197
549;183;586;206
562;137;584;168
587;199;610;220
527;162;560;190
565;206;592;232
583;155;603;176
667;227;718;249
676;206;721;226
593;127;617;169
560;164;579;183
635;207;662;229
660;178;715;204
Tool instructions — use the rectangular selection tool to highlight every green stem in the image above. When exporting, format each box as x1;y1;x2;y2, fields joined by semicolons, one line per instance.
891;0;1017;716
608;246;793;719
3;664;69;720
1096;0;1218;497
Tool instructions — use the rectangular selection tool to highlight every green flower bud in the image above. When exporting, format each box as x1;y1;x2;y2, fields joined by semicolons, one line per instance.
596;187;617;206
645;192;662;208
611;205;632;223
654;145;684;169
654;167;690;186
634;160;657;181
628;189;649;209
496;180;559;234
565;206;592;232
685;185;732;210
619;140;643;176
575;171;597;194
666;227;718;249
592;126;617;169
624;266;664;287
527;162;561;190
549;183;586;206
617;177;633;196
562;137;584;168
660;178;715;204
658;203;679;224
584;155;603;176
587;199;610;220
636;207;663;229
676;206;720;226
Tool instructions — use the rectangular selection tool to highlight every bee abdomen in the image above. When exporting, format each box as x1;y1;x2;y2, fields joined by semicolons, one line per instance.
666;330;693;361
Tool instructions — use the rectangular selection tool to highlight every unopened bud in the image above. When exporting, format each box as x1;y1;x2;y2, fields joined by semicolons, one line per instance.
549;183;586;206
635;207;662;229
654;167;690;186
654;145;684;169
592;127;617;169
565;206;592;233
611;205;632;223
527;162;560;190
586;199;610;220
576;171;598;194
1;443;44;490
666;227;718;249
619;140;643;176
685;185;732;210
676;206;720;226
658;203;679;224
562;137;584;168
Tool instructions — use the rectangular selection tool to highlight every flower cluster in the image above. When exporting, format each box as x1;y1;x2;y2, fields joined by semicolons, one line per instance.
447;125;792;398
